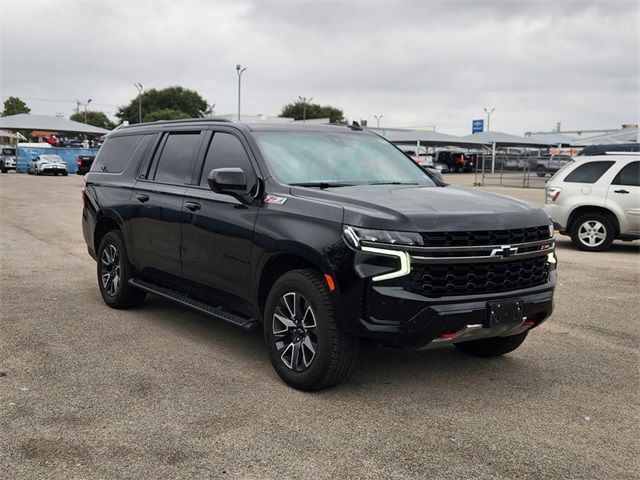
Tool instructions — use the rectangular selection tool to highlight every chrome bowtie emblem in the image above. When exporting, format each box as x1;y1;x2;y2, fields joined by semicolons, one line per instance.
490;245;518;258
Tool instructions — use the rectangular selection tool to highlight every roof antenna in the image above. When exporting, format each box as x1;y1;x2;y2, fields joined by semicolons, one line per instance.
348;121;362;131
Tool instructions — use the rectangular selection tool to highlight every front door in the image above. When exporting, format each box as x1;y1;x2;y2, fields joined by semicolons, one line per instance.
181;130;260;309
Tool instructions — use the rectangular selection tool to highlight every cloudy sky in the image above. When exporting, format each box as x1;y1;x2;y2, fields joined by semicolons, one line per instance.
1;0;638;135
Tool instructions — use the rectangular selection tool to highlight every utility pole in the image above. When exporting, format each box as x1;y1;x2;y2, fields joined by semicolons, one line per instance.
298;96;313;122
134;83;143;123
75;98;91;123
374;114;383;128
236;64;246;121
483;107;495;131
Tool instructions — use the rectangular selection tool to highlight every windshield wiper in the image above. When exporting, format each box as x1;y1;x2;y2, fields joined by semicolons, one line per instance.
289;182;355;189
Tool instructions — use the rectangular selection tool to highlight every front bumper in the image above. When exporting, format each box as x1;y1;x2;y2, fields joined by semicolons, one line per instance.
40;167;68;174
350;275;555;347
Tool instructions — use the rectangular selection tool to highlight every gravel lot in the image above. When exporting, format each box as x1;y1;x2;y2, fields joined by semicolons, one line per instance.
1;173;638;479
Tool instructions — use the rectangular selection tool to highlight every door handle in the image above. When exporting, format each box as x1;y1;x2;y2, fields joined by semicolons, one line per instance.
614;189;629;194
135;193;150;203
185;201;201;212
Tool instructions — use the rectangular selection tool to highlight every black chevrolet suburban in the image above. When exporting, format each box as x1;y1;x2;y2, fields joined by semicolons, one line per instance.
82;119;557;390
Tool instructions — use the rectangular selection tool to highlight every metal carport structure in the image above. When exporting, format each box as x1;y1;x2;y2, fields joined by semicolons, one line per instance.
0;114;110;137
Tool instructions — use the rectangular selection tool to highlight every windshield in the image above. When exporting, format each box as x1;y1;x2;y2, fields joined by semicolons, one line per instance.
2;148;15;155
255;131;435;187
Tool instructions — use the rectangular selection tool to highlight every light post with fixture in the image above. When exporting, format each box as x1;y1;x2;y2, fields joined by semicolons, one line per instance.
134;83;143;123
374;114;383;128
236;64;246;121
483;107;495;132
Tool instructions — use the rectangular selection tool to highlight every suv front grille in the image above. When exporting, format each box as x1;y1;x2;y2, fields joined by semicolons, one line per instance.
420;226;550;247
404;256;549;297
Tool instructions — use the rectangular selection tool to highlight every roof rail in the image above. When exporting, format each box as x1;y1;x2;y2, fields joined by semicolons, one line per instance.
121;117;233;128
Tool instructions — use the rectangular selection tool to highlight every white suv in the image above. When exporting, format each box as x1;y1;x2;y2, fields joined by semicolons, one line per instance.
544;154;639;251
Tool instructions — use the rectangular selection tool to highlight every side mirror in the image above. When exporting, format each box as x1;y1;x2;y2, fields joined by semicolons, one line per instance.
208;167;248;194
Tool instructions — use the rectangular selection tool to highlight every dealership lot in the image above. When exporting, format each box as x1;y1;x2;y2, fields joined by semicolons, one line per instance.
1;174;638;479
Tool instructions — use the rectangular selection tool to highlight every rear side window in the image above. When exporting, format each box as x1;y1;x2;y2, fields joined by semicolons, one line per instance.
153;132;202;184
564;161;614;183
612;161;640;187
92;135;144;173
199;132;255;187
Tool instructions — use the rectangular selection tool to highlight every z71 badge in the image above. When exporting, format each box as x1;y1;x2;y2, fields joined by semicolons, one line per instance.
264;195;287;205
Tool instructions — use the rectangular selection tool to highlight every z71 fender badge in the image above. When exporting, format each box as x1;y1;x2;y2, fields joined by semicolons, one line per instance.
264;195;287;205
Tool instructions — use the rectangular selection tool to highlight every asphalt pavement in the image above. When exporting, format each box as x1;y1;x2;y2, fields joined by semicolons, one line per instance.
1;173;638;479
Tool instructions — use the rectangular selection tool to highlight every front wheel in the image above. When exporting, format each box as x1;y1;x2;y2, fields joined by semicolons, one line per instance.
454;331;528;357
97;230;146;308
264;269;358;391
570;213;615;251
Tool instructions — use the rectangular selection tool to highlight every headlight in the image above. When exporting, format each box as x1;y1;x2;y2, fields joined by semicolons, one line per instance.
343;226;423;248
343;226;413;282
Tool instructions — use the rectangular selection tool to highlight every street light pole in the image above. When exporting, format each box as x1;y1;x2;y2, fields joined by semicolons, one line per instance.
298;96;313;122
134;83;143;123
483;107;495;132
84;98;92;124
236;64;246;122
374;114;383;128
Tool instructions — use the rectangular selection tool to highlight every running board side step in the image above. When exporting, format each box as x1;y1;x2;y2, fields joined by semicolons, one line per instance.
129;278;259;332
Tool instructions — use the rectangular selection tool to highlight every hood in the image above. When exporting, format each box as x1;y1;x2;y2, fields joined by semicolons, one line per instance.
290;184;551;232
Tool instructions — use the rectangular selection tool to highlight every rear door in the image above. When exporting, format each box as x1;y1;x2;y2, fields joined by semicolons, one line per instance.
181;129;260;308
607;160;640;234
130;129;206;281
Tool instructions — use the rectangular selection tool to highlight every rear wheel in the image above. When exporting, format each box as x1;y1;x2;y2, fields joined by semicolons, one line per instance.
97;230;146;308
264;269;358;391
454;331;528;357
570;213;614;252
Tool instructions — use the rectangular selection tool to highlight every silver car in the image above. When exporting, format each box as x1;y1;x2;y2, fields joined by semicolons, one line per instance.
544;154;639;251
27;154;69;176
1;147;17;173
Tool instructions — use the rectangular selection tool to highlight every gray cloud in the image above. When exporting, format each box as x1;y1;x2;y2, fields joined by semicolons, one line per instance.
1;0;638;134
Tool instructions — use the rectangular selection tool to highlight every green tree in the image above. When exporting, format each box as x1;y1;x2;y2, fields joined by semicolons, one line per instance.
280;99;345;123
2;96;31;116
116;86;209;124
143;109;191;123
70;110;116;129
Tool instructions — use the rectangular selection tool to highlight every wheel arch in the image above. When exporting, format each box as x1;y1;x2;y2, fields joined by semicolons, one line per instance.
93;211;124;254
255;250;335;323
566;205;620;237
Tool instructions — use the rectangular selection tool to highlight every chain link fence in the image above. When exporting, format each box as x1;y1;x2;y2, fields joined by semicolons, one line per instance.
473;152;558;189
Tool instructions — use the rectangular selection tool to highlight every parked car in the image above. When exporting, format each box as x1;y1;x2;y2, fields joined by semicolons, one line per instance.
76;155;95;174
434;150;474;173
544;154;639;251
534;155;574;177
1;147;17;173
83;119;557;390
27;154;69;176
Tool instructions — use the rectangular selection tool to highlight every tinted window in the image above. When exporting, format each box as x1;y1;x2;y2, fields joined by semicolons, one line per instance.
153;132;201;184
612;161;640;187
2;148;15;155
199;132;255;186
92;135;144;173
564;161;614;183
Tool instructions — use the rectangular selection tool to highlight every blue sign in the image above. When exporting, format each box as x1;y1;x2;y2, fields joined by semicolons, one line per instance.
472;119;484;133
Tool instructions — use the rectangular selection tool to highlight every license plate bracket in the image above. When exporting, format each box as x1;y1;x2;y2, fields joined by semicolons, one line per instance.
486;300;524;328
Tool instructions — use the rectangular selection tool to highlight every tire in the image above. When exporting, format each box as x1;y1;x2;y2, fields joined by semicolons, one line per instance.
454;331;528;358
264;269;358;391
62;171;68;176
536;166;546;177
97;230;146;308
570;213;615;252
